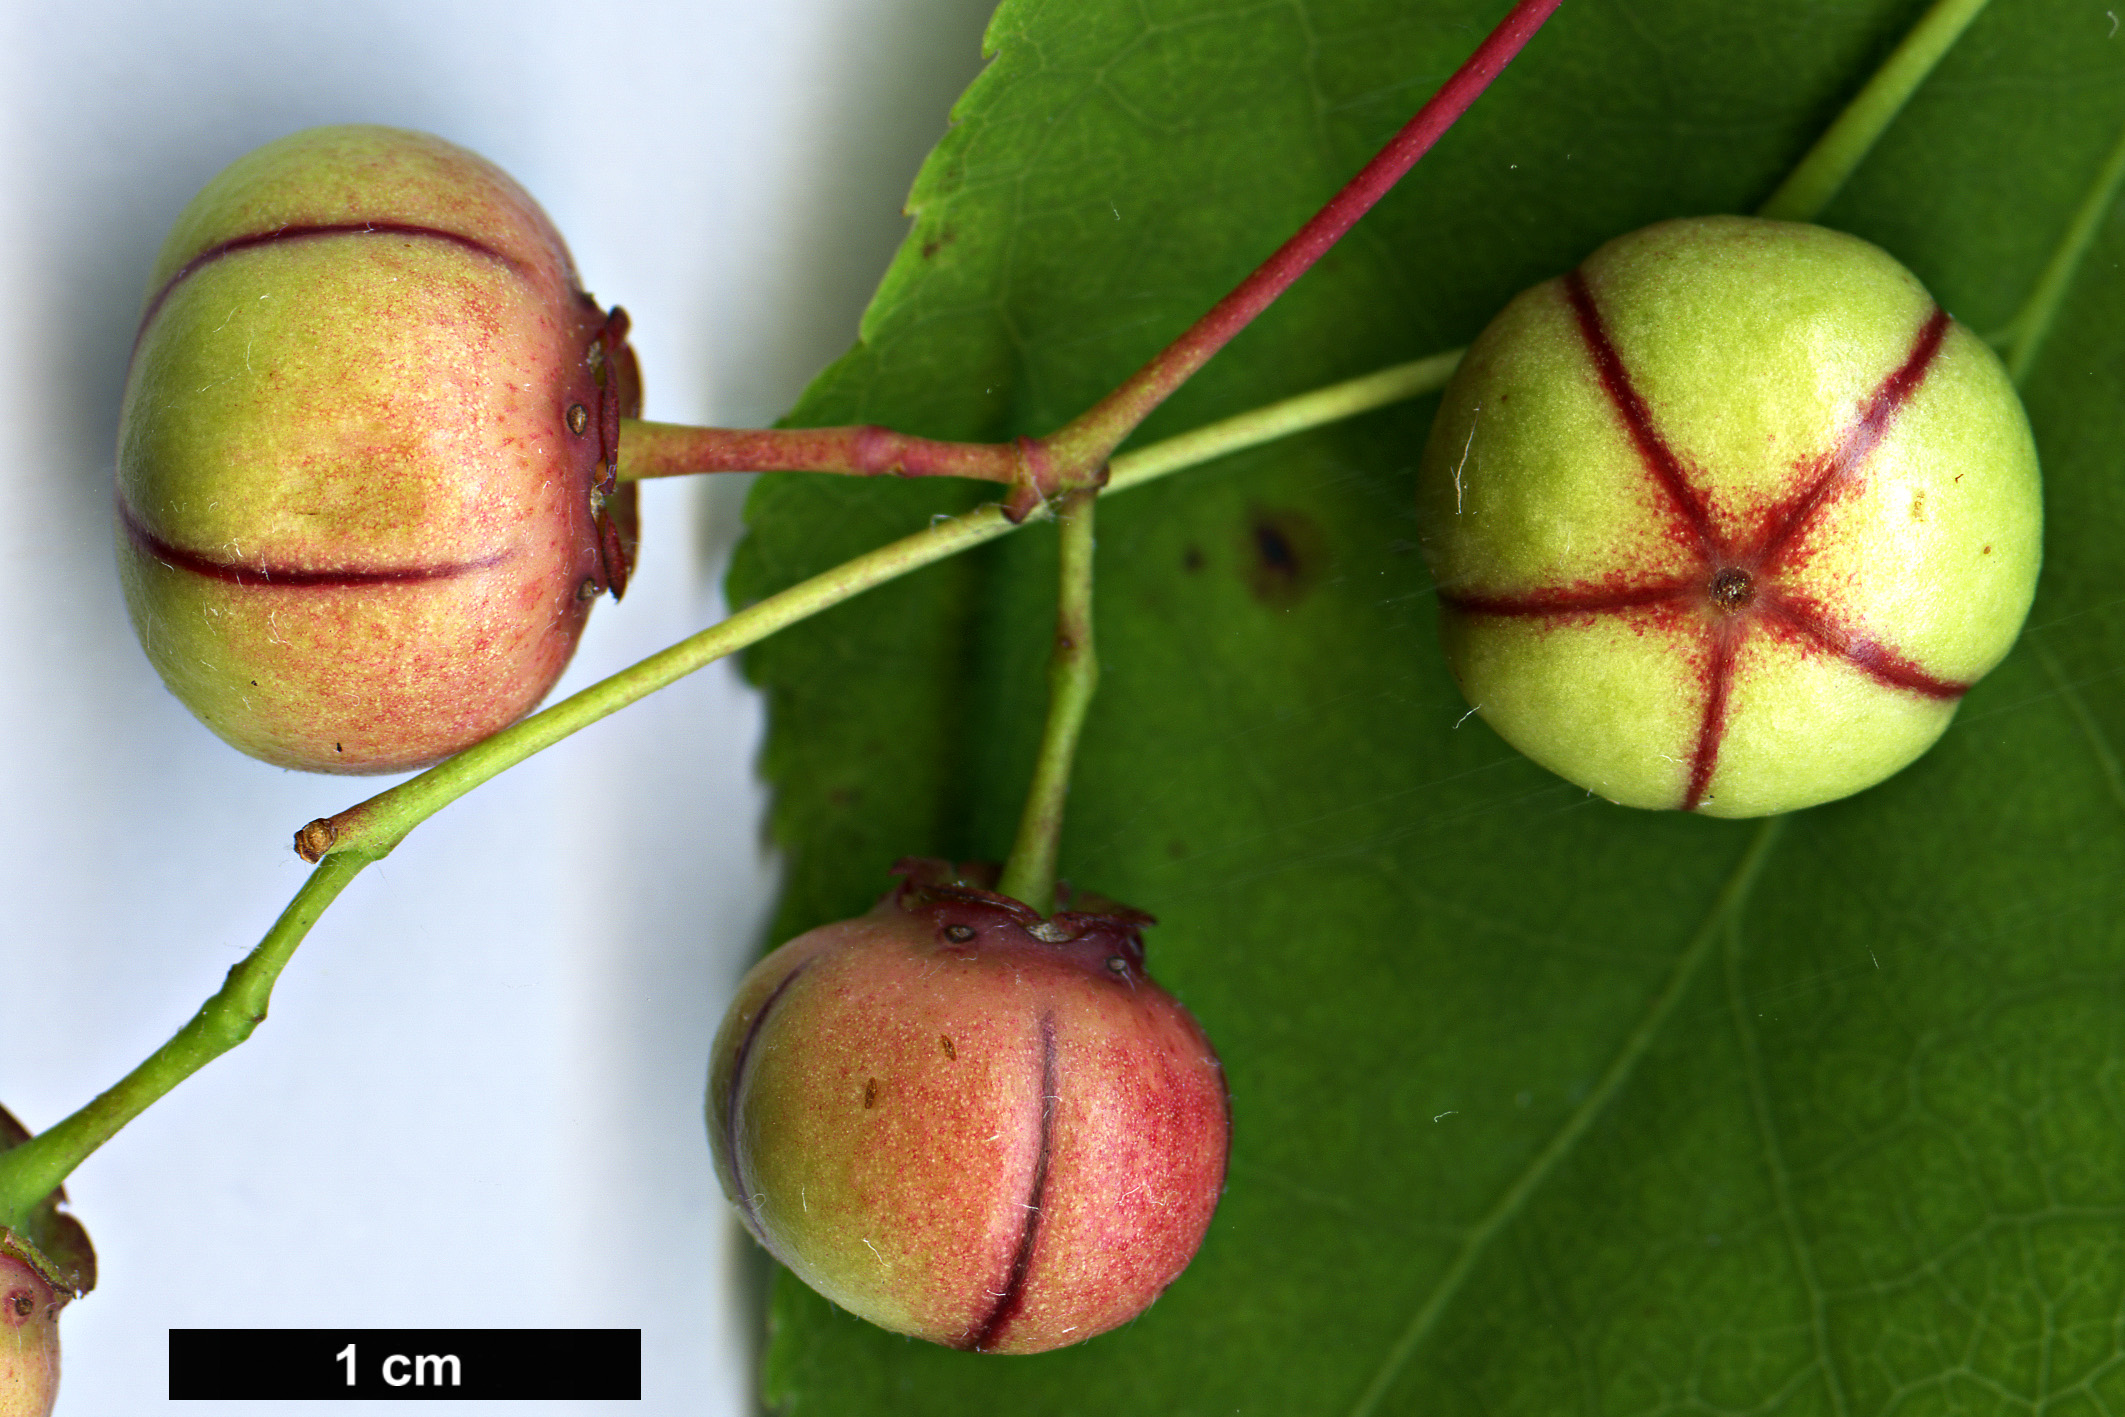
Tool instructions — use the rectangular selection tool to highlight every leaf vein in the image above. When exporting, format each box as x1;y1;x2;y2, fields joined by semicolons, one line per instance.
2035;640;2125;819
1998;108;2125;384
1345;816;1788;1417
1724;912;1852;1417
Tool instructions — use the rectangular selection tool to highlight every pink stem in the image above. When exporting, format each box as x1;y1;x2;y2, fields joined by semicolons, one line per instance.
622;419;1029;486
1047;0;1565;468
619;0;1562;517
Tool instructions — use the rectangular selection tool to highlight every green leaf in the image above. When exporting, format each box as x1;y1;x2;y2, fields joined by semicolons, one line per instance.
727;1;2125;1411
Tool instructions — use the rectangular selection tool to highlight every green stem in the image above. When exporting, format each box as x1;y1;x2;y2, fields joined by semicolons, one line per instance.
0;853;367;1230
1038;0;1557;479
302;499;1029;860
1106;351;1462;494
1994;111;2125;385
603;2;1551;516
615;418;1023;487
310;352;1463;862
1755;0;1992;223
996;490;1099;914
0;349;1459;1219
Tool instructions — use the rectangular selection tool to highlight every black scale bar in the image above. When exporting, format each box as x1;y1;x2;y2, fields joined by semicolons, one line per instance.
169;1329;641;1400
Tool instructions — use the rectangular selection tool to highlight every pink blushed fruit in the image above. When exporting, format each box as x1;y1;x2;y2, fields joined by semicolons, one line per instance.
1415;216;2042;816
117;125;640;775
0;1112;91;1417
708;860;1229;1354
0;1254;60;1417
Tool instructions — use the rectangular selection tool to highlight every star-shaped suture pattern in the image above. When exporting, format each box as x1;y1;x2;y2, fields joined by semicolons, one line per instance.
1443;270;1968;813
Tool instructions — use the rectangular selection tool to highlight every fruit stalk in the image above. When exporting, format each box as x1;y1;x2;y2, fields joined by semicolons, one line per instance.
0;855;364;1230
1038;0;1563;479
302;356;1462;863
598;0;1563;513
996;489;1099;915
617;418;1026;485
1756;0;1994;222
1991;109;2125;383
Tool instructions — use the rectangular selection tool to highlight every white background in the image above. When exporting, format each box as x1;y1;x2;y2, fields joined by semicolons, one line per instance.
2;0;995;1410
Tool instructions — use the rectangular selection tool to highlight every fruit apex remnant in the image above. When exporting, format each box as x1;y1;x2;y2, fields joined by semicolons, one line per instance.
707;860;1229;1354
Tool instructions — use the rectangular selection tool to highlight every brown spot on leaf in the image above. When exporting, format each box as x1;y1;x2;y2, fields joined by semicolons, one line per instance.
1243;509;1326;609
921;229;957;260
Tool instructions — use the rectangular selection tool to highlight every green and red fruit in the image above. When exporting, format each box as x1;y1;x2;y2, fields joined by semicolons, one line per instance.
0;1111;92;1417
0;1249;59;1417
1415;216;2042;817
708;860;1229;1354
117;125;640;775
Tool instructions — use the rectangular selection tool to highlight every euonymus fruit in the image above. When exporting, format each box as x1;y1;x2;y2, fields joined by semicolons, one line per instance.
1416;216;2041;817
117;125;638;774
708;861;1229;1354
0;1250;59;1417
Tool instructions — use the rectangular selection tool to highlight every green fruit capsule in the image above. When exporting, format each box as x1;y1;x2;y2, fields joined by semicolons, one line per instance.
1415;216;2042;817
117;125;639;775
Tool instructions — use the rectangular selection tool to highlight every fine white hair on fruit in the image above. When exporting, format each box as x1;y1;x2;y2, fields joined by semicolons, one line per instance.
1452;410;1479;514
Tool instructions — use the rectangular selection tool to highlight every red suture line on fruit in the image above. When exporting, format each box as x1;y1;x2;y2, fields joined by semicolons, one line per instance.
133;223;528;347
969;1013;1058;1353
1683;621;1745;812
1757;592;1967;700
724;962;814;1236
117;497;508;587
1563;270;1718;551
1753;307;1951;567
1441;578;1696;618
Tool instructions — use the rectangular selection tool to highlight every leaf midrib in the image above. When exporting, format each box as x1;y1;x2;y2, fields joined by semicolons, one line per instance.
1345;816;1789;1417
